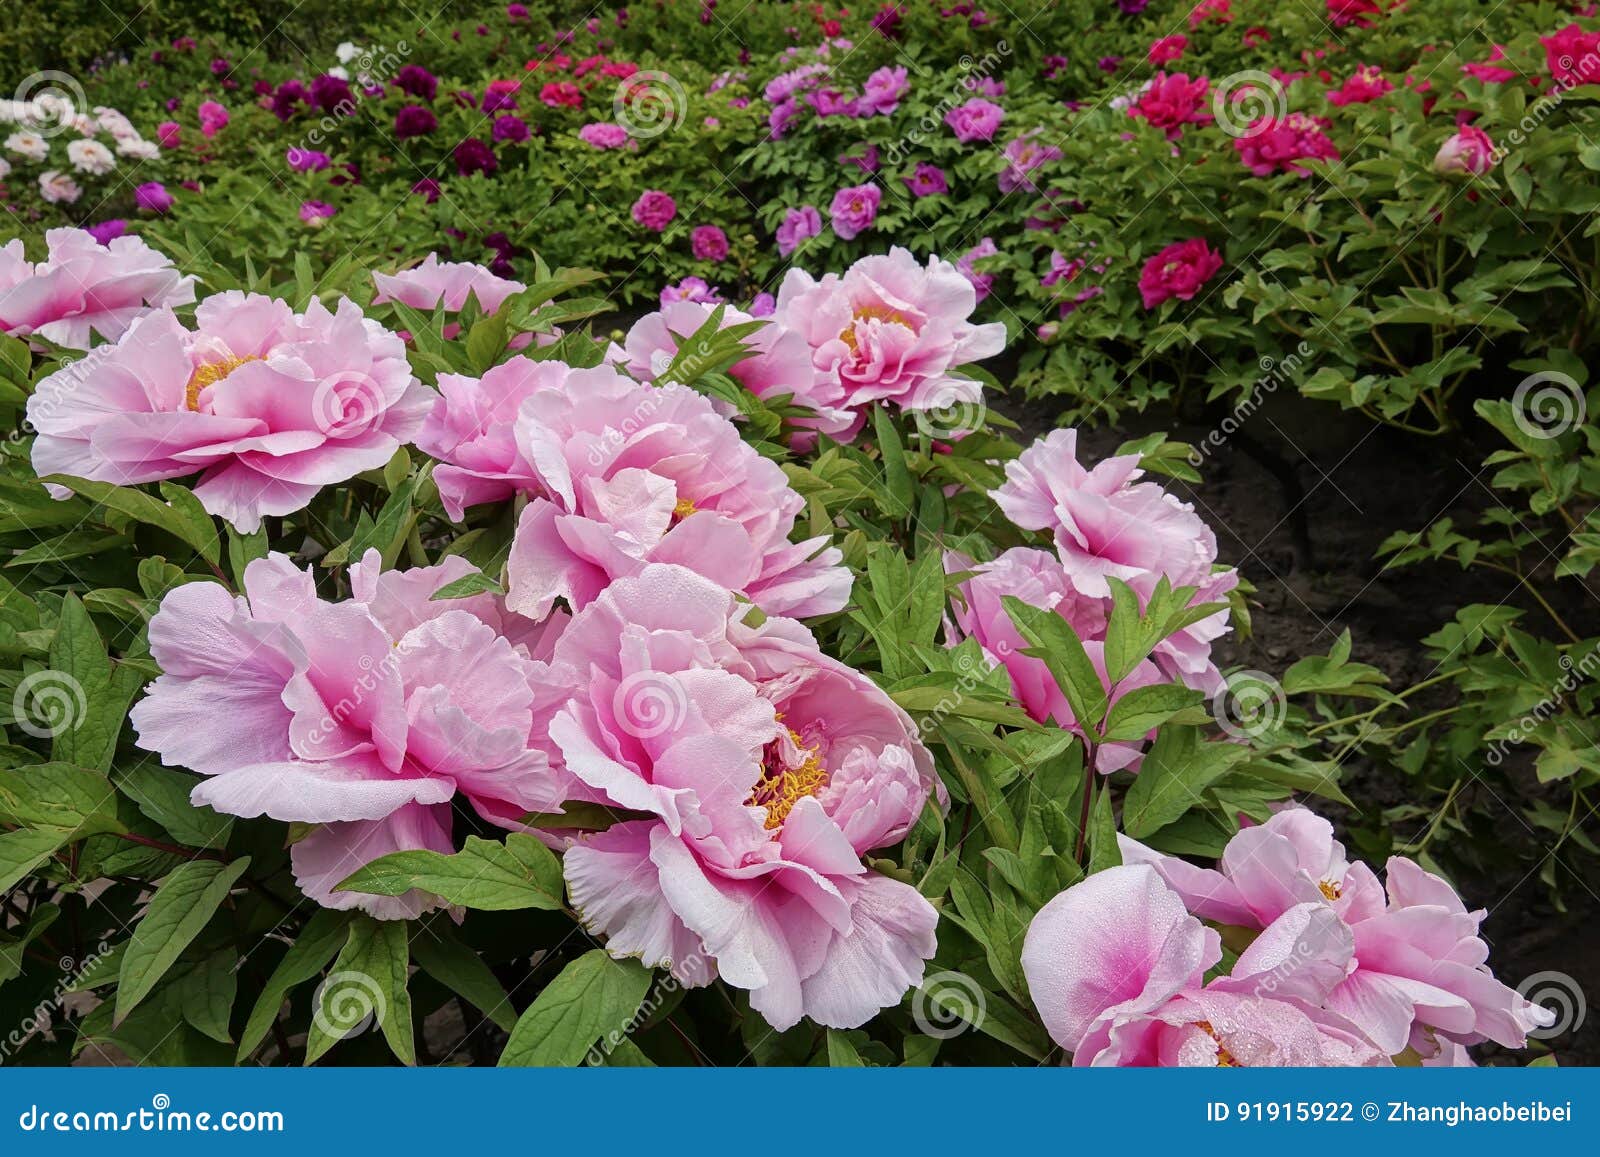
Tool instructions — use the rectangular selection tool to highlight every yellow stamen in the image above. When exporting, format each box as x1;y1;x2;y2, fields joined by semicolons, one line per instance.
839;303;911;355
185;354;262;411
748;727;828;830
1195;1020;1238;1067
1319;879;1342;902
672;497;697;520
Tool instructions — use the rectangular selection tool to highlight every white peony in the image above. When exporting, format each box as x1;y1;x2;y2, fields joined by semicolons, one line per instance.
37;169;81;203
67;138;116;175
6;131;48;162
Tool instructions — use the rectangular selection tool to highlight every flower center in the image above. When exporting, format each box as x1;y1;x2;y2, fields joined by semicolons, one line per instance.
1194;1020;1239;1067
839;303;910;355
1318;879;1342;901
185;354;262;411
748;727;828;830
672;496;697;520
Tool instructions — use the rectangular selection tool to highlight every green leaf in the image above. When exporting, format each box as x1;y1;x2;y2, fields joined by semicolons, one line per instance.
112;761;232;849
429;571;504;601
0;762;123;836
181;951;239;1044
115;857;252;1024
237;909;349;1061
1100;684;1205;741
411;922;517;1032
227;525;269;584
0;903;60;986
38;475;219;565
43;594;144;773
0;827;70;892
499;950;653;1067
1003;596;1108;728
1122;728;1251;838
826;1028;866;1066
871;406;915;517
336;833;565;911
305;916;415;1066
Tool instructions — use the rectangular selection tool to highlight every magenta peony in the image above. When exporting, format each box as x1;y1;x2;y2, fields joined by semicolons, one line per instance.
828;182;881;240
1138;237;1224;309
632;189;678;231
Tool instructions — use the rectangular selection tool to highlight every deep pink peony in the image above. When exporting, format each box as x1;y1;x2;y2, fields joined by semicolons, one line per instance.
632;189;678;231
1129;73;1212;139
544;564;942;1029
1325;64;1393;106
1543;24;1600;88
776;205;823;256
371;253;527;315
503;366;850;620
1120;808;1556;1060
690;224;730;262
130;550;564;918
1138;237;1224;309
0;228;195;350
27;292;432;531
773;247;1006;418
1327;0;1383;27
1023;865;1389;1065
1147;34;1188;65
609;299;856;445
1235;113;1341;177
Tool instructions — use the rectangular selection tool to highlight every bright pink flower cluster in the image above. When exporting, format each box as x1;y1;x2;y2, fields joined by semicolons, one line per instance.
1128;72;1211;140
1020;809;1554;1065
1235;113;1341;176
1138;237;1224;309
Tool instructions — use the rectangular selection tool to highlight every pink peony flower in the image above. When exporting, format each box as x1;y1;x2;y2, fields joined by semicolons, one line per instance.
545;564;942;1030
773;246;1006;418
1461;45;1517;85
998;130;1063;194
1147;34;1189;66
1433;125;1496;175
611;299;855;446
632;189;677;231
1234;113;1341;177
157;120;182;147
829;182;881;240
134;180;173;212
991;428;1224;599
1326;64;1394;106
944;97;1005;142
1138;237;1224;309
776;204;823;256
956;237;999;302
1023;865;1389;1066
371;252;526;315
578;122;630;148
1326;0;1382;27
691;224;730;262
903;162;949;197
860;65;910;114
503;367;851;620
27;292;432;531
197;100;229;138
0;227;195;350
130;550;563;918
1120;808;1556;1060
1129;72;1211;139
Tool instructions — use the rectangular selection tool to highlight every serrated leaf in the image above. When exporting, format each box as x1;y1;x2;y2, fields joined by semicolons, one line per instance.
499;950;653;1067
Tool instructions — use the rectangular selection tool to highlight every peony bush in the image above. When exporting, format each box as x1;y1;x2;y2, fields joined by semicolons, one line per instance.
0;0;1587;1068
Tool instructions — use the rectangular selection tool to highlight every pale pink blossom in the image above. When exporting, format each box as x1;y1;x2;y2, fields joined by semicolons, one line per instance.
504;367;850;620
27;292;432;531
371;253;527;316
130;551;564;918
548;564;942;1029
0;227;195;350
